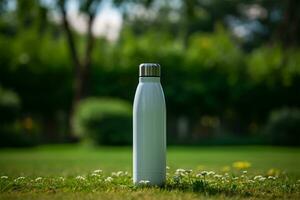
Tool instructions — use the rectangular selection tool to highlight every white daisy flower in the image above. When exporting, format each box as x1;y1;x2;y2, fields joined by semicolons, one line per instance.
116;171;124;176
139;180;150;185
14;177;25;182
207;171;215;176
75;176;86;181
93;169;102;174
200;171;208;176
254;175;263;180
105;177;113;182
176;169;186;173
91;173;100;177
259;177;266;181
213;174;222;178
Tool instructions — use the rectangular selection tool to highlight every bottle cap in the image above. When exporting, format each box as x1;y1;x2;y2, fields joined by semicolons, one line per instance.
139;63;160;77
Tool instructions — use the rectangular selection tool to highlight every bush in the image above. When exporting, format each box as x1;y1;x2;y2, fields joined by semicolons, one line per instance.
0;86;20;123
0;86;40;147
74;98;132;145
265;108;300;146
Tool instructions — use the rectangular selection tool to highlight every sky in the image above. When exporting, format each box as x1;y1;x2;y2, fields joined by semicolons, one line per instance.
33;0;123;41
65;0;123;41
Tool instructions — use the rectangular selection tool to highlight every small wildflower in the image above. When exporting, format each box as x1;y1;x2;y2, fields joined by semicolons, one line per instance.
166;166;170;170
116;171;124;176
139;180;150;185
243;171;248;174
1;176;8;179
91;173;100;177
105;177;113;182
196;173;203;178
176;169;185;173
35;177;42;181
175;169;187;176
254;175;263;180
207;171;215;176
268;176;276;180
58;177;65;181
111;172;117;176
259;177;266;181
248;180;255;183
14;177;25;182
213;174;222;178
75;176;86;181
93;169;102;174
200;171;208;176
232;161;251;170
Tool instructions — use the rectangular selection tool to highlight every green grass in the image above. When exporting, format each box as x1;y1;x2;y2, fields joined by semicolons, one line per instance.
0;145;299;199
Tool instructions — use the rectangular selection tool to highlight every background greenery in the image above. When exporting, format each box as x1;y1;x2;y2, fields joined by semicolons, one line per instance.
0;1;300;199
0;1;299;145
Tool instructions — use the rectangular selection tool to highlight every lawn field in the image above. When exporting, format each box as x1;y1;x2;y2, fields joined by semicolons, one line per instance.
0;145;299;199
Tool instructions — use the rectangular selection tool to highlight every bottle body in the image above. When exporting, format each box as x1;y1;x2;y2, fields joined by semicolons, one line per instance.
133;77;166;185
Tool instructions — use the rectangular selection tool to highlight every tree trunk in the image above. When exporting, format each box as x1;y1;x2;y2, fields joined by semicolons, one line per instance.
276;0;300;47
58;1;96;136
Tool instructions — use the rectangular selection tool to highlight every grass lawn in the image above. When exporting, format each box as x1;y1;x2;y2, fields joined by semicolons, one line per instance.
0;145;299;199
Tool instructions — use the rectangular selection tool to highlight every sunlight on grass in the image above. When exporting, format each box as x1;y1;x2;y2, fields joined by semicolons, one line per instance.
0;146;299;199
0;166;299;199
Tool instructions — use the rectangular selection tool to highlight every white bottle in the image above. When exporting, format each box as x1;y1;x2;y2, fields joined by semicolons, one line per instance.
133;63;166;185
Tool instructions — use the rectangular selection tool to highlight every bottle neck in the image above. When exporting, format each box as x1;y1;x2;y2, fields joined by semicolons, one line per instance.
139;77;160;83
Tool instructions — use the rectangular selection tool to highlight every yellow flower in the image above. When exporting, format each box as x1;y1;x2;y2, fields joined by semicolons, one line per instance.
267;168;280;176
232;161;251;170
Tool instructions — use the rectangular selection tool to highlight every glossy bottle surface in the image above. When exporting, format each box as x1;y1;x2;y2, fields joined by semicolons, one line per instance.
133;77;166;185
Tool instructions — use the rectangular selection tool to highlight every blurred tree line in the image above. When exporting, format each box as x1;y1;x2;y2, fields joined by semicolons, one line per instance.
0;0;299;146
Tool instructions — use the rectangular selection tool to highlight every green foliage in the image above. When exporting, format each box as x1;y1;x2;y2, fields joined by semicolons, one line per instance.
265;108;300;146
1;1;300;145
247;45;300;86
74;98;132;145
0;86;20;122
0;86;40;147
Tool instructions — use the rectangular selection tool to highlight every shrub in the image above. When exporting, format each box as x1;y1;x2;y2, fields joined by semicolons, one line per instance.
74;98;132;145
0;86;20;123
264;108;300;146
0;87;40;147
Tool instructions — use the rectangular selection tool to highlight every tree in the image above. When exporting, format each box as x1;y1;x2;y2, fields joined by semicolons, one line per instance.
57;0;101;134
